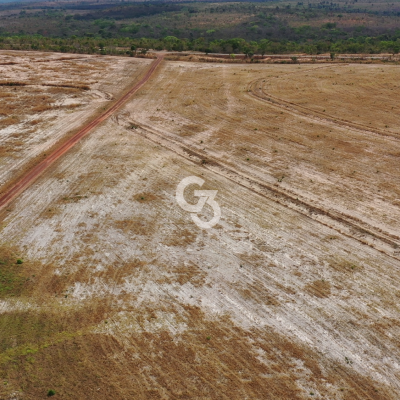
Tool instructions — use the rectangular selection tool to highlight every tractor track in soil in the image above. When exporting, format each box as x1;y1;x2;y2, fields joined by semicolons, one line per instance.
248;76;400;142
0;54;164;213
1;55;398;260
122;117;400;261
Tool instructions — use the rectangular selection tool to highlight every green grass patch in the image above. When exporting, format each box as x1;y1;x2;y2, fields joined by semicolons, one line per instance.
0;246;28;298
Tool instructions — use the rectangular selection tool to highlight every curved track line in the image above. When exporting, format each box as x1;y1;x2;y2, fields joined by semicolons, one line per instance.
249;77;400;142
0;55;164;212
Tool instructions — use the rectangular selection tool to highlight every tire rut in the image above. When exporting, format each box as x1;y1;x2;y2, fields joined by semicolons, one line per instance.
0;55;164;214
124;118;400;261
248;78;400;142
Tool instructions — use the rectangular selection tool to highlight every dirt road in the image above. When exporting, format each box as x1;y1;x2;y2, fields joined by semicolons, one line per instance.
0;54;164;212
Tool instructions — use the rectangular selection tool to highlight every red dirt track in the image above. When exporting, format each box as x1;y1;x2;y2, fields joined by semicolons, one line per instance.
0;54;164;212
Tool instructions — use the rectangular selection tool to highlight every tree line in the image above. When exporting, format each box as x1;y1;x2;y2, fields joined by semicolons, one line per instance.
0;34;399;56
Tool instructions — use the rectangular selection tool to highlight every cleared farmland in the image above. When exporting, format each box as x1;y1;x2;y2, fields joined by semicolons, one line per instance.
0;55;399;400
0;51;152;196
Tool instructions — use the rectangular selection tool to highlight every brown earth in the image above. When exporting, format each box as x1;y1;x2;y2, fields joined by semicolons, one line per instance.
0;55;399;399
0;54;163;213
0;50;152;198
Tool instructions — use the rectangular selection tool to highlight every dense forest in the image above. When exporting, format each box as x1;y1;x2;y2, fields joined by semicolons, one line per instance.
0;0;399;54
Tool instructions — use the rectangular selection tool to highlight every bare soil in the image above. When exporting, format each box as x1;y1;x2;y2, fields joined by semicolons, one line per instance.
0;50;152;196
0;55;399;400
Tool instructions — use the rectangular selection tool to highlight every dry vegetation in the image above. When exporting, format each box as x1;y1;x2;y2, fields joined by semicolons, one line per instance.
0;54;399;399
126;61;400;246
0;50;151;195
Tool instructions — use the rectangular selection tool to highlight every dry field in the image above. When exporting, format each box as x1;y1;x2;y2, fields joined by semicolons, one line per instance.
0;50;152;194
0;55;399;399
